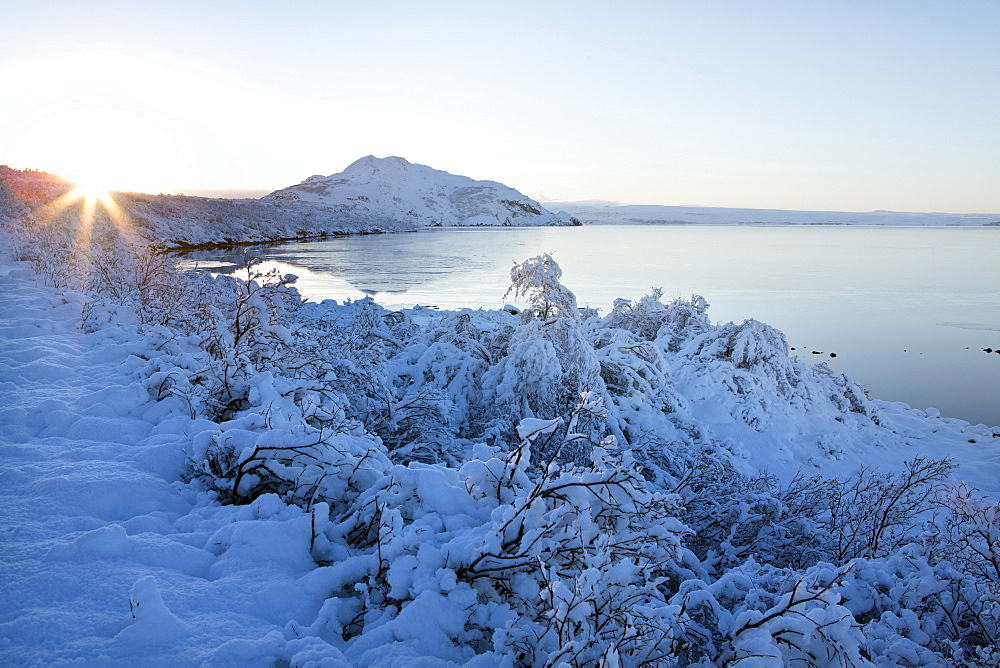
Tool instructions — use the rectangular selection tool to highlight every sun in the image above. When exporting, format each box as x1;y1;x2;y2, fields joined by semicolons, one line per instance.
61;175;125;226
70;179;114;203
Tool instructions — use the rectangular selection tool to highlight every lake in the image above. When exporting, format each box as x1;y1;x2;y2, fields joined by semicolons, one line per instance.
177;225;1000;427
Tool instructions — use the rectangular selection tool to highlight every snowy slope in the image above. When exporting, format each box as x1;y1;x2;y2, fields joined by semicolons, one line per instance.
556;202;1000;226
265;156;580;228
0;265;321;664
114;192;422;248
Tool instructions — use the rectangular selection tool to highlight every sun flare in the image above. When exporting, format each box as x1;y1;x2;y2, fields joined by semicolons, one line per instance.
70;180;114;202
58;175;126;227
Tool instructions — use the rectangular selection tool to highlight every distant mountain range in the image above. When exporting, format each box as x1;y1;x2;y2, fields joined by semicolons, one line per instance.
264;156;580;227
550;202;1000;227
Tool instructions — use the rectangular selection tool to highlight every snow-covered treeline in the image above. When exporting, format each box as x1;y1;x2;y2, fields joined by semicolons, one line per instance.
3;207;1000;666
0;165;74;205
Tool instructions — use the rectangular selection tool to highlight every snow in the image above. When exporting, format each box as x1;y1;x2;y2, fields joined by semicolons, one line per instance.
0;268;322;664
2;201;1000;663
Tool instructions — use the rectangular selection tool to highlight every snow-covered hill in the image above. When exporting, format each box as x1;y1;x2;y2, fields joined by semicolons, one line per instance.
265;156;580;228
114;193;420;248
556;202;1000;226
0;165;74;204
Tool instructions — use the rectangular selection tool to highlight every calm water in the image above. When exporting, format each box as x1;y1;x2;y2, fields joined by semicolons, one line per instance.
178;226;1000;427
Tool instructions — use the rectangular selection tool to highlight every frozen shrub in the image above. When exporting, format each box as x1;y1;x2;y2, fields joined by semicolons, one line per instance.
380;320;486;463
666;561;869;666
149;258;306;420
505;252;579;322
604;289;710;348
672;317;885;430
16;217;999;665
834;546;998;664
15;208;87;289
788;457;955;562
812;362;883;425
929;484;1000;587
82;238;179;328
672;456;955;575
308;394;689;664
187;419;389;510
673;455;825;574
920;484;1000;656
591;326;689;450
0;178;29;226
482;255;604;459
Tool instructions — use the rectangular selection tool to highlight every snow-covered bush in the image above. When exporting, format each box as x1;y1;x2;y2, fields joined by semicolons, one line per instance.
829;544;1000;665
672;455;822;574
187;415;389;510
12;205;87;289
380;311;495;464
791;457;954;562
672;455;955;576
304;395;690;664
665;561;870;665
0;177;29;226
481;254;604;461
504;252;579;323
919;484;1000;658
929;484;1000;589
604;289;711;348
81;238;178;327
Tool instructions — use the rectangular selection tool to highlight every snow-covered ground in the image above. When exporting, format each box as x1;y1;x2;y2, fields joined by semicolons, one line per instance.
2;242;999;664
0;262;335;664
556;202;1000;227
3;171;1000;663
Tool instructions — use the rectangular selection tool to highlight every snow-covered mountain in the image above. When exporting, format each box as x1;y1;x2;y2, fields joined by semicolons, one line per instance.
264;156;580;227
555;202;1000;226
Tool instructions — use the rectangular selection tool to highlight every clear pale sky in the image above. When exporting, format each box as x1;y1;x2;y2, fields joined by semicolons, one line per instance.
2;0;998;212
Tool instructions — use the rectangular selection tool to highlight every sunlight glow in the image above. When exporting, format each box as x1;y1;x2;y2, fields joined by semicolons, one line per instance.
70;180;114;203
45;177;128;230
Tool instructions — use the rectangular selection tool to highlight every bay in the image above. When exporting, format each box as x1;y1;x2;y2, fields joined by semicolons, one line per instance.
177;225;1000;427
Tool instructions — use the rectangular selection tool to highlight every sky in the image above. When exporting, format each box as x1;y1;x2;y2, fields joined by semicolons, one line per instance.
2;0;998;212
